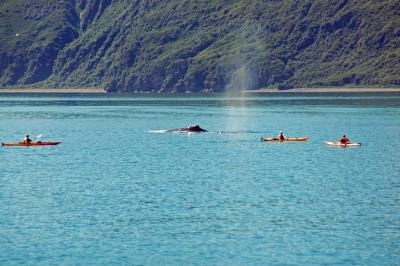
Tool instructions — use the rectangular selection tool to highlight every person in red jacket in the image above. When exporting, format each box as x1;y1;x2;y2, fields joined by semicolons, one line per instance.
339;135;350;144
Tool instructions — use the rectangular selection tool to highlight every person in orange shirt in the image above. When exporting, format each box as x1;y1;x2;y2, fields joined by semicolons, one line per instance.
278;131;285;141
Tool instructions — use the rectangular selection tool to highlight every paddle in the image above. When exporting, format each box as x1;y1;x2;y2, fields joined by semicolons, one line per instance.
23;134;43;143
33;134;43;141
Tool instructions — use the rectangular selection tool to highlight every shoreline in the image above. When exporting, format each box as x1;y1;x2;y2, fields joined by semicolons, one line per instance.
0;87;105;93
243;87;400;93
0;87;399;94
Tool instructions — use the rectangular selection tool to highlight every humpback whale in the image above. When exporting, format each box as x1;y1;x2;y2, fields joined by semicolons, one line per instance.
166;125;207;133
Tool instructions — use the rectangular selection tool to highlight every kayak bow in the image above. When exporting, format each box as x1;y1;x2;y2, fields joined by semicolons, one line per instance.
2;141;61;147
261;137;308;142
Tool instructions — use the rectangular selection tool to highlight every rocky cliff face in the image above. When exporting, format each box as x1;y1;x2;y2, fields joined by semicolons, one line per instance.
0;0;399;92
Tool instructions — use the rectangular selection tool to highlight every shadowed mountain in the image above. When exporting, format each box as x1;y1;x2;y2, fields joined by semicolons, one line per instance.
0;0;399;92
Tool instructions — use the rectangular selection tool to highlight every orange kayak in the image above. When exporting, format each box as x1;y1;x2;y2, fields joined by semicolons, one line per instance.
261;137;308;142
2;141;61;147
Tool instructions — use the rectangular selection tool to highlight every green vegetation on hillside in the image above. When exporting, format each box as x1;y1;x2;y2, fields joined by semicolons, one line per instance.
0;0;399;92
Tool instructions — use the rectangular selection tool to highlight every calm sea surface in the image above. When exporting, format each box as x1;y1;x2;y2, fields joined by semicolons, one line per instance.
0;93;399;265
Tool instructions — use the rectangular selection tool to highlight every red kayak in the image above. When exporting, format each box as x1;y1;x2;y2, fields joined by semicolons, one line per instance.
2;141;61;147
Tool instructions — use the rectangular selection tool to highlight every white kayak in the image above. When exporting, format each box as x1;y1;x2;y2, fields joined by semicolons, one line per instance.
324;141;361;147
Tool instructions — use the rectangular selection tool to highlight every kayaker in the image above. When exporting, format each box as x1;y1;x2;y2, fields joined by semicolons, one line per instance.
278;131;285;141
339;135;349;144
23;135;32;144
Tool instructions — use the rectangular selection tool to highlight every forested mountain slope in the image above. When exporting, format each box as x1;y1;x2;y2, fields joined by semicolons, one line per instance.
0;0;399;92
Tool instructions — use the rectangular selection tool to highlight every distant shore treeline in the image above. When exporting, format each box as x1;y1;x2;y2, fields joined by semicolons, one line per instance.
0;0;399;92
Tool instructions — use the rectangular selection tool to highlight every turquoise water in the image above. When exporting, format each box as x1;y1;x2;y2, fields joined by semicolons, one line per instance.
0;93;399;265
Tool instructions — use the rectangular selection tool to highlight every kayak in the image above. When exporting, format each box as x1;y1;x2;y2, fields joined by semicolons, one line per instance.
2;141;61;147
261;137;308;142
324;141;361;147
